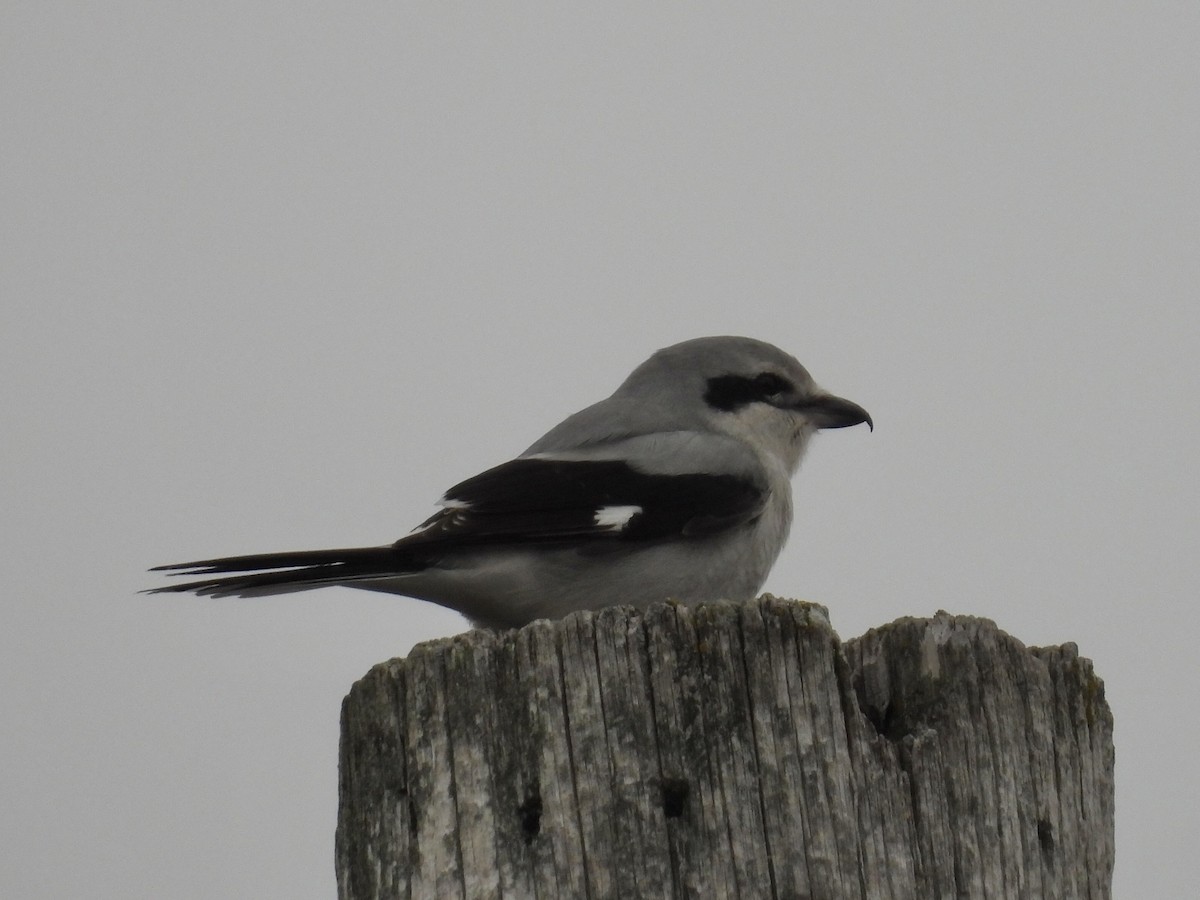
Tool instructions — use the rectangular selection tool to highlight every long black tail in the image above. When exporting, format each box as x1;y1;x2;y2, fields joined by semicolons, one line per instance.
145;546;407;598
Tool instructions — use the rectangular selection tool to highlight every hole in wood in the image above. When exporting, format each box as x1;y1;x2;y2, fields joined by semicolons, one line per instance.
661;778;690;818
1037;818;1055;858
863;699;906;741
518;792;543;843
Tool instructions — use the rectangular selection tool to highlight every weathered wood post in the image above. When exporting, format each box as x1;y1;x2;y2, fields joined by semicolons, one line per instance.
335;597;1114;899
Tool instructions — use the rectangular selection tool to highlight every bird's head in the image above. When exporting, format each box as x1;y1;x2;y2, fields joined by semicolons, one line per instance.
619;336;872;474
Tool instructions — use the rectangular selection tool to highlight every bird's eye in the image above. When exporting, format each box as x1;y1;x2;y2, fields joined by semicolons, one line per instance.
704;372;794;411
752;372;791;397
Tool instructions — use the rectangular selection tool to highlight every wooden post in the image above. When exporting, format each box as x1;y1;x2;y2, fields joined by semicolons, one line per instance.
335;597;1114;899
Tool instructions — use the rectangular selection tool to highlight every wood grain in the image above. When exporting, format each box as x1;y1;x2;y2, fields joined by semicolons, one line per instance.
336;597;1113;899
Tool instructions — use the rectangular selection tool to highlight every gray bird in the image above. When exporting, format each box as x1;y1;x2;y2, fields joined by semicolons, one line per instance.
147;336;871;629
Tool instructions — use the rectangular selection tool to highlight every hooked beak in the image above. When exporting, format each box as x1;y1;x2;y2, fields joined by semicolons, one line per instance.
796;393;873;431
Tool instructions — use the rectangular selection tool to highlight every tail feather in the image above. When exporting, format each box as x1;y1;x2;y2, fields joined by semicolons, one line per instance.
145;545;410;598
150;546;393;575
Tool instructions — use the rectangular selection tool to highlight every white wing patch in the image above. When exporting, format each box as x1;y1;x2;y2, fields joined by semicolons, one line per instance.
594;504;642;531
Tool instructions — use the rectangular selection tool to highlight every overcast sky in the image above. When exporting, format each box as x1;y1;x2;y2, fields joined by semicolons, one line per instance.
3;4;1197;898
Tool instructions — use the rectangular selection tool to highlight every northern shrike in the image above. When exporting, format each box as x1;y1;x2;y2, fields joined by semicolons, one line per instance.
148;336;871;629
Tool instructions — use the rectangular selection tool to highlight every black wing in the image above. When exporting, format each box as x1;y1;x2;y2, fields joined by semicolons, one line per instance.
401;457;767;548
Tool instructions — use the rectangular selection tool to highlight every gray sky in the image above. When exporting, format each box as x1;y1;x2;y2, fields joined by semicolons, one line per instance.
3;4;1196;897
